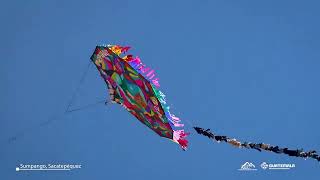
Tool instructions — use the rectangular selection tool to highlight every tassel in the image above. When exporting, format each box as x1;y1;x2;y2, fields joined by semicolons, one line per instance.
173;130;189;150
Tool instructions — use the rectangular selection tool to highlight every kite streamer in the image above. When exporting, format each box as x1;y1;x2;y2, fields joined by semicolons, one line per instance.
194;127;320;162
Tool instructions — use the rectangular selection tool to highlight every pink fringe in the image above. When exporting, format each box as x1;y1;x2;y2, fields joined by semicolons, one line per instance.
128;56;160;87
168;112;184;127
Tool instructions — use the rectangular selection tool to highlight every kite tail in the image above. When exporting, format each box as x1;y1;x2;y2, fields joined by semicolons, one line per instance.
193;127;320;162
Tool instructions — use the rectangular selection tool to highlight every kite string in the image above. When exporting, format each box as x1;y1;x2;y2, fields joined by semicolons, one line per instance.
66;100;108;113
65;61;92;113
5;61;96;144
184;117;196;130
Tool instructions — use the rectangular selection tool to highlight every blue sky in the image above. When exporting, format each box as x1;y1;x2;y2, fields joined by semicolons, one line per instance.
1;0;320;179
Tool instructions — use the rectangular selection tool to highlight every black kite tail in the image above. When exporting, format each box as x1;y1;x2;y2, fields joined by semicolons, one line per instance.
193;127;320;162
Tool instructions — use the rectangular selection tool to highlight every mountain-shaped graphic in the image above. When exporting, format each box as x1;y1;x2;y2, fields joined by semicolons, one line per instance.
240;162;256;170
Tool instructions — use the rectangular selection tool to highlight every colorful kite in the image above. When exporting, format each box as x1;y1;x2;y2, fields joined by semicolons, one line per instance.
90;45;189;149
90;44;319;162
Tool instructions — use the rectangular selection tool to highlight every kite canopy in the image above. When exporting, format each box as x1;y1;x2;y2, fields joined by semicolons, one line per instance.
90;45;188;149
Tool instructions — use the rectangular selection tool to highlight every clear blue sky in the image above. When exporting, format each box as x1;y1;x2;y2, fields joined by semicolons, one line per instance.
1;0;320;179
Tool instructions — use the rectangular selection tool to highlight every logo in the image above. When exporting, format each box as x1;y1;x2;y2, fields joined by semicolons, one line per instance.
238;162;257;171
260;162;268;170
260;162;295;170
